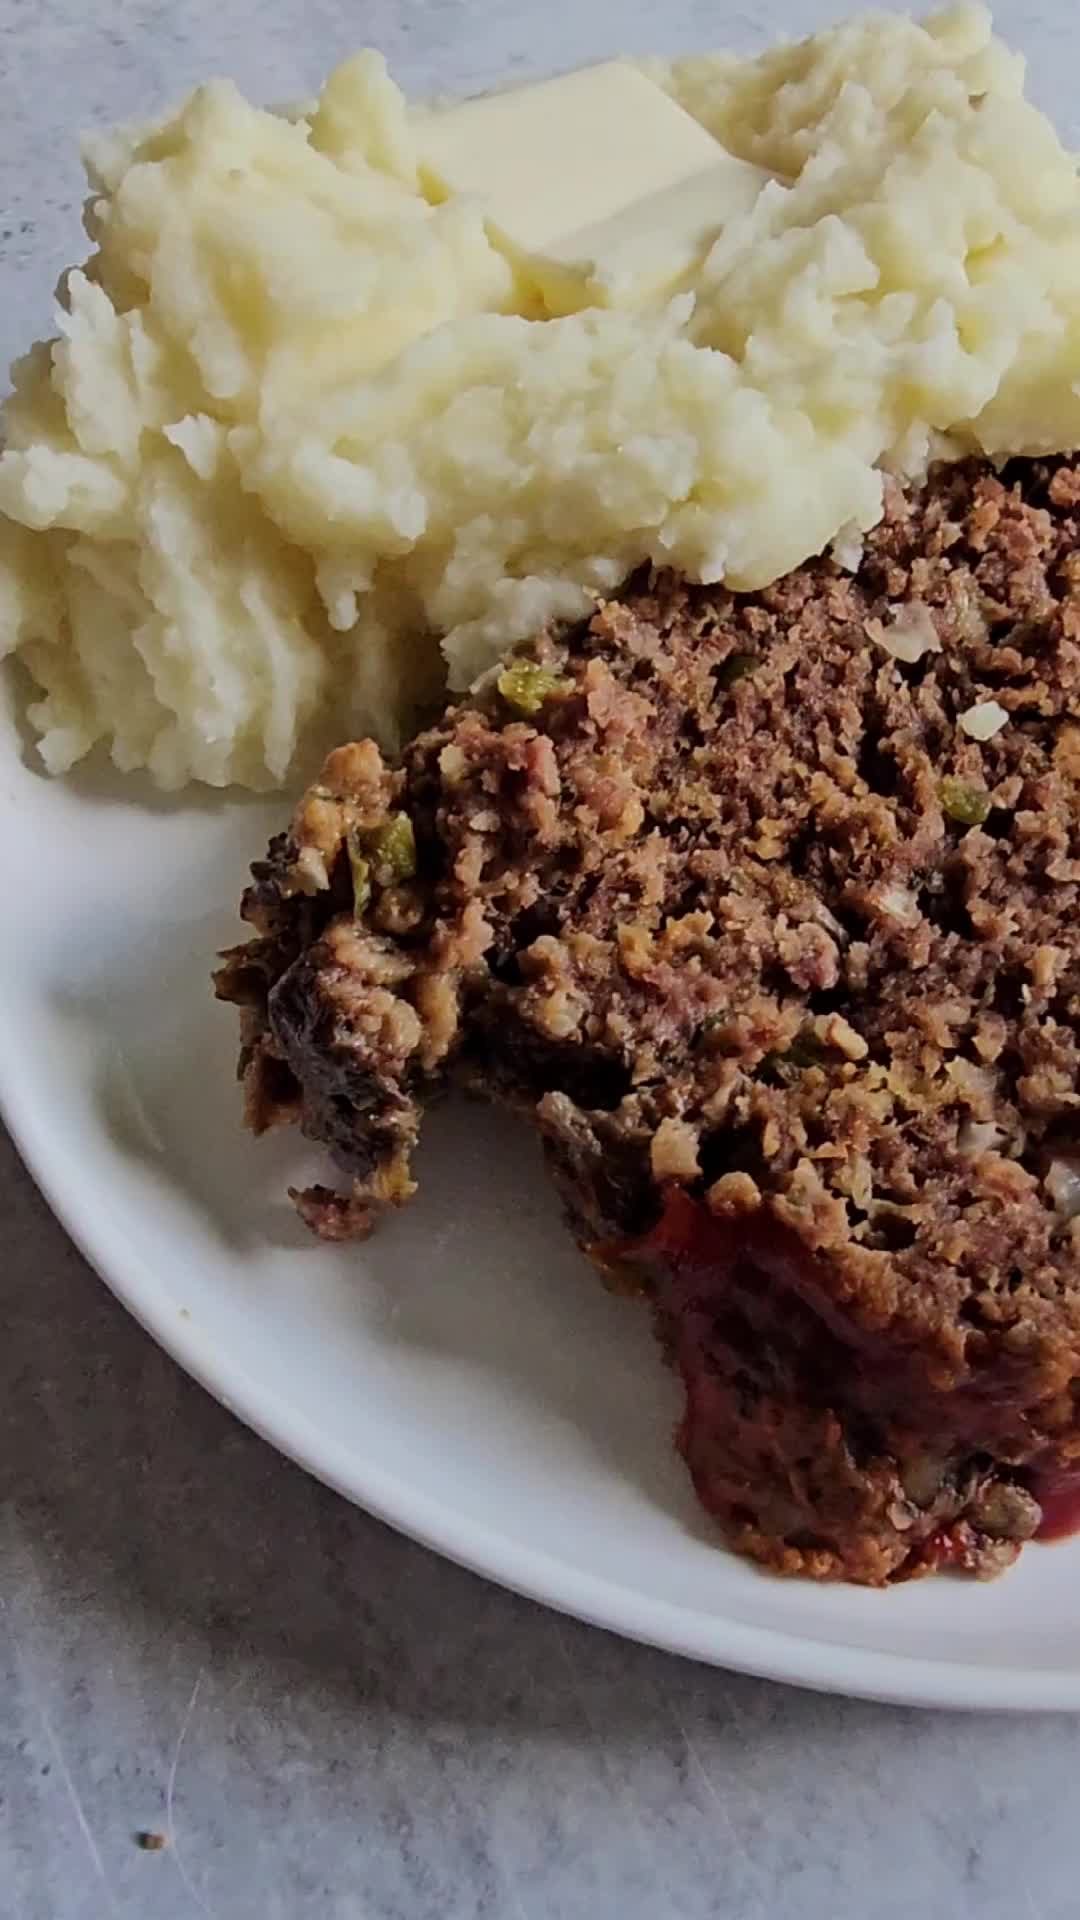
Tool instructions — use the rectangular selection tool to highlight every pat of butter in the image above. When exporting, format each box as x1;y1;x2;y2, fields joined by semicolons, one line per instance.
532;155;771;313
413;60;723;258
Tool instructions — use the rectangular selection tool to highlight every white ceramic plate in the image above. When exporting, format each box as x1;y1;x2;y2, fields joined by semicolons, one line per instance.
4;667;1080;1713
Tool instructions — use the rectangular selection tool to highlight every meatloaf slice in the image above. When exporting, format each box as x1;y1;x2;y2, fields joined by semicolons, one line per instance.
216;454;1080;1585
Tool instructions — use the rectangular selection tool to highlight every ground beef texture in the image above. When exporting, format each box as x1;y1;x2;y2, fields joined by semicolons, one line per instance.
216;455;1080;1585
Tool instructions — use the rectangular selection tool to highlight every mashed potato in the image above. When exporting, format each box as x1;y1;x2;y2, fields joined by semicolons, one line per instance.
3;6;1080;788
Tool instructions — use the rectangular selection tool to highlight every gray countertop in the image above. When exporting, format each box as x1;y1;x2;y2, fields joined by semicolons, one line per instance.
4;3;1080;1916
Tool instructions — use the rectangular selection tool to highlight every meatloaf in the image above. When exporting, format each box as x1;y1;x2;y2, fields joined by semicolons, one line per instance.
216;454;1080;1585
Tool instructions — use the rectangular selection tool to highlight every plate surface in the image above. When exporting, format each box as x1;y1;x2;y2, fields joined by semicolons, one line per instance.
3;668;1080;1713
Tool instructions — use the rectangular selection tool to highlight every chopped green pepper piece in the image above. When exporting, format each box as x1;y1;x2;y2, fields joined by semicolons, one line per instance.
786;1031;830;1069
346;831;371;918
694;1012;727;1049
346;812;417;914
758;1051;787;1084
760;1031;830;1083
370;812;417;886
940;777;991;827
717;652;757;688
497;661;572;716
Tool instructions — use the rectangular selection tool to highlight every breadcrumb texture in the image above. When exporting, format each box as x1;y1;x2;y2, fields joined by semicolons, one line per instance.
6;7;1080;785
218;454;1080;1584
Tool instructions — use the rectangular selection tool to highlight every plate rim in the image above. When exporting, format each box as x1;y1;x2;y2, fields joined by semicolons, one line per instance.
4;1039;1080;1715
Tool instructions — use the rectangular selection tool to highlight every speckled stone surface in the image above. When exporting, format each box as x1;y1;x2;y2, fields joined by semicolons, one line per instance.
5;3;1080;1916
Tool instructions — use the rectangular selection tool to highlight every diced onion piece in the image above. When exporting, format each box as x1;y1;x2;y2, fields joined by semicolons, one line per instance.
1046;1157;1080;1219
830;523;864;573
294;844;330;893
874;883;920;924
811;899;847;940
959;699;1009;741
864;602;941;663
959;1119;1005;1156
848;1152;873;1211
